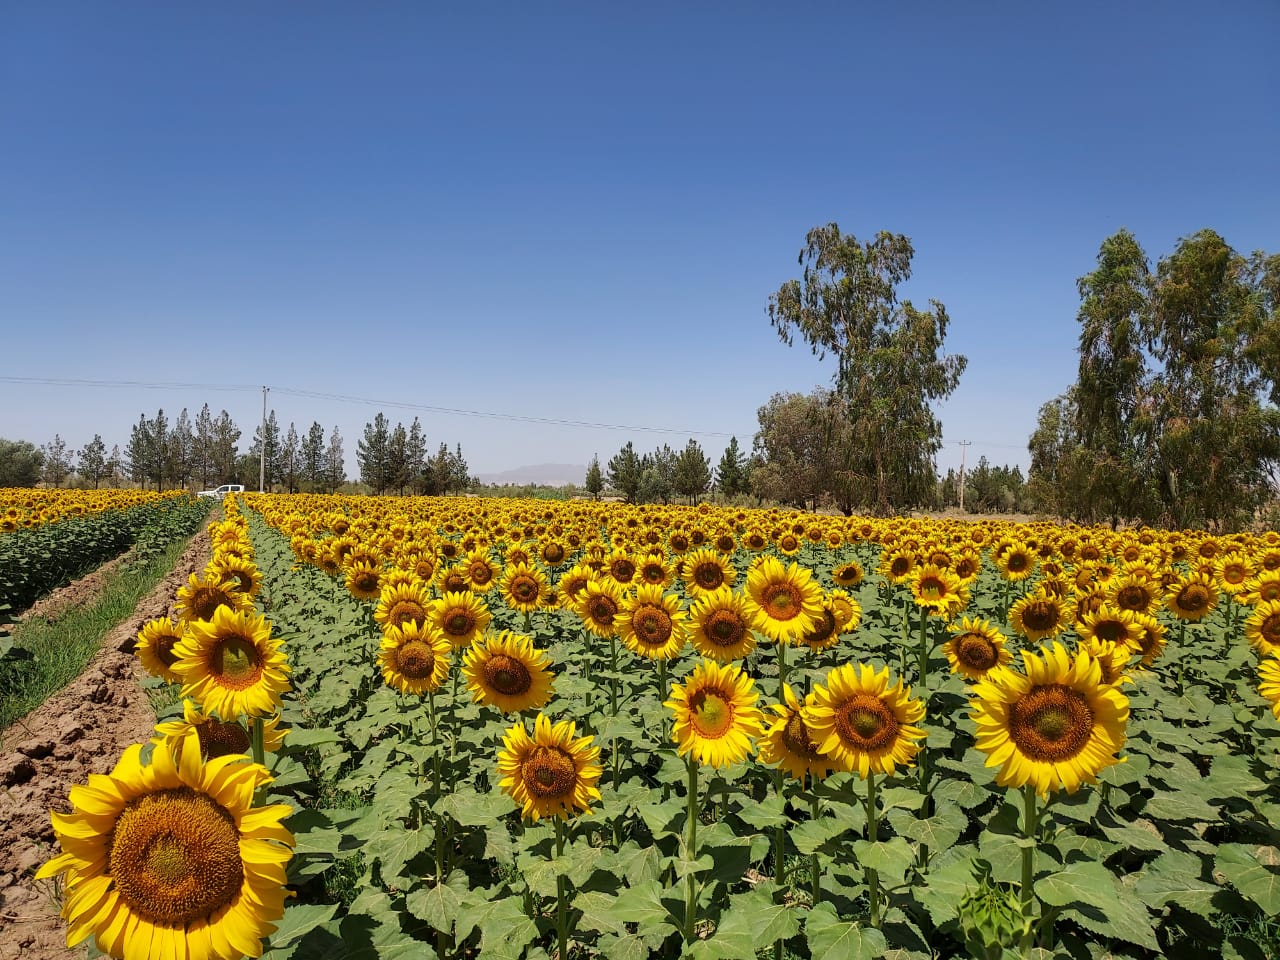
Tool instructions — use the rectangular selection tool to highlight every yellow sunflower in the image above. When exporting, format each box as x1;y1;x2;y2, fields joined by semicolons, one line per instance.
428;590;492;649
136;617;187;684
880;550;916;586
344;561;383;602
1259;656;1280;720
759;683;838;781
664;659;765;768
1009;591;1073;643
604;548;639;590
971;642;1129;797
688;588;757;662
434;564;472;596
1076;604;1142;648
497;562;550;615
1078;636;1134;687
461;550;499;593
682;547;737;599
616;584;690;661
942;616;1012;682
374;581;432;633
994;542;1037;582
378;622;452;695
462;630;554;713
1240;570;1280;606
1215;551;1254;596
575;578;625;639
742;556;823;645
206;554;262;599
803;662;926;779
556;562;598;607
152;699;288;761
637;553;676;589
35;742;293;960
174;572;252;625
827;588;862;634
798;596;843;652
1126;611;1168;667
1245;600;1280;657
171;606;291;719
910;563;970;619
1165;573;1218;622
831;560;865;589
497;713;602;822
1107;572;1159;615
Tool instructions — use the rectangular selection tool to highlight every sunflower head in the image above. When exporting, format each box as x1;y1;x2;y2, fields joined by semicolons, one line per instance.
970;642;1129;798
206;554;262;599
35;742;293;959
910;564;969;619
136;616;187;683
682;547;737;598
497;713;602;822
175;573;252;625
379;622;453;695
153;699;288;761
1166;573;1218;622
832;560;865;588
943;616;1012;682
375;581;432;632
688;588;757;662
499;562;550;614
664;659;766;768
344;561;384;602
759;683;837;782
429;590;493;649
462;630;554;713
575;578;625;638
803;662;926;779
1260;656;1280;721
616;584;689;661
171;606;291;719
1009;591;1072;643
1245;600;1280;658
742;556;823;645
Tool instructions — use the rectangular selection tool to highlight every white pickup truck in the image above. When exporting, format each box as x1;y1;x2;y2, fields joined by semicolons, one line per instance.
197;484;246;498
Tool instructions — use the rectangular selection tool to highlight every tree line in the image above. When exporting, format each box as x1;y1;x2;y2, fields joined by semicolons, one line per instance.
354;413;473;496
587;438;745;505
1027;228;1279;529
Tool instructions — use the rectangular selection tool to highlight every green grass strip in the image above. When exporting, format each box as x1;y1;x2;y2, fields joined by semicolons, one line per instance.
0;531;197;734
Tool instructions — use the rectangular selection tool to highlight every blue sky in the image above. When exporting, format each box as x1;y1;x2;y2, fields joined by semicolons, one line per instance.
2;3;1277;481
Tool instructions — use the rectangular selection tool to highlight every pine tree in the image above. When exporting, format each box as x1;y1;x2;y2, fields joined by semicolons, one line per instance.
715;436;747;497
673;439;712;504
358;413;392;494
281;423;302;493
606;442;642;503
79;434;108;488
326;426;345;493
584;455;603;499
302;422;326;491
41;434;73;487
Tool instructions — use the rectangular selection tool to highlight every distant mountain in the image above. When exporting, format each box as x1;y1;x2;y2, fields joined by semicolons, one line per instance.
475;463;587;487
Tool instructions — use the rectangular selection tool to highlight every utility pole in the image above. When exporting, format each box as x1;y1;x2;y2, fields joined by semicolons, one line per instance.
957;440;972;513
259;385;269;494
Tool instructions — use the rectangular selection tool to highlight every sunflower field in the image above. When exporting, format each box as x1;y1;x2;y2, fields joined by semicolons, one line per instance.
37;494;1280;960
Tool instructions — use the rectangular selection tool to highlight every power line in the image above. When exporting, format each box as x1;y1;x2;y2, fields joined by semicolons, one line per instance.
1;375;739;439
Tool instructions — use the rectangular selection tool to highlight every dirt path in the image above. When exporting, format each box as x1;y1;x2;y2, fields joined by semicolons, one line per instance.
0;524;212;960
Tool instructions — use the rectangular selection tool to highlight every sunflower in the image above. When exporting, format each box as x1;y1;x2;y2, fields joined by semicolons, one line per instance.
1244;600;1280;657
616;584;690;661
374;581;432;632
461;550;499;593
953;550;983;583
798;596;843;652
680;547;735;599
378;622;452;695
777;532;802;556
803;662;926;778
136;617;187;683
1165;573;1218;622
1077;604;1142;648
688;588;757;662
171;607;290;719
604;549;639;589
826;588;862;634
971;642;1129;797
1107;572;1159;615
206;554;262;599
435;565;474;596
742;556;823;645
36;742;293;960
575;578;625;639
344;561;383;602
153;699;288;761
1259;656;1280;721
407;551;438;584
664;659;765;768
881;550;916;586
1008;591;1073;643
498;562;550;614
538;539;570;569
1126;612;1168;667
943;616;1012;682
741;529;769;552
1240;570;1280;606
427;590;492;649
1215;551;1254;596
759;683;838;781
910;564;970;619
174;573;252;625
462;630;554;712
831;560;865;589
556;563;598;607
497;713;602;821
637;553;676;589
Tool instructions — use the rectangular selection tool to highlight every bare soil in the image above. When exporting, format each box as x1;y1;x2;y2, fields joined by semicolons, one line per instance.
0;524;211;960
0;554;132;637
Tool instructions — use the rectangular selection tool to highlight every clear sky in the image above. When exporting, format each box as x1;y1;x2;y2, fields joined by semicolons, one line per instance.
2;2;1277;481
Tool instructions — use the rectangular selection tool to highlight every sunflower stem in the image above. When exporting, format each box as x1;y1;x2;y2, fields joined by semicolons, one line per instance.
250;716;266;804
866;770;881;928
684;754;700;943
777;639;789;701
1020;784;1040;913
809;789;821;906
554;818;569;960
658;659;669;740
773;768;787;960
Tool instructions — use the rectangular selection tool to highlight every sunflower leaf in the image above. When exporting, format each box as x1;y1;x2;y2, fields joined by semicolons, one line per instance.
404;870;470;933
689;888;800;959
1036;861;1118;910
804;901;890;960
1215;844;1280;913
454;890;539;958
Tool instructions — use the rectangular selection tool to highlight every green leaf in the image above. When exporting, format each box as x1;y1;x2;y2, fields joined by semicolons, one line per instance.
791;815;851;856
405;871;470;933
610;879;682;935
573;890;628;936
735;793;790;831
1216;844;1280;913
850;838;914;888
1036;861;1118;909
262;903;340;953
366;823;434;879
804;902;889;960
1144;790;1219;822
454;889;539;957
690;889;800;959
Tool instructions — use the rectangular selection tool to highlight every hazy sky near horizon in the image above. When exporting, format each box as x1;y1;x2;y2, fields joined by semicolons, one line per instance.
2;3;1277;480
